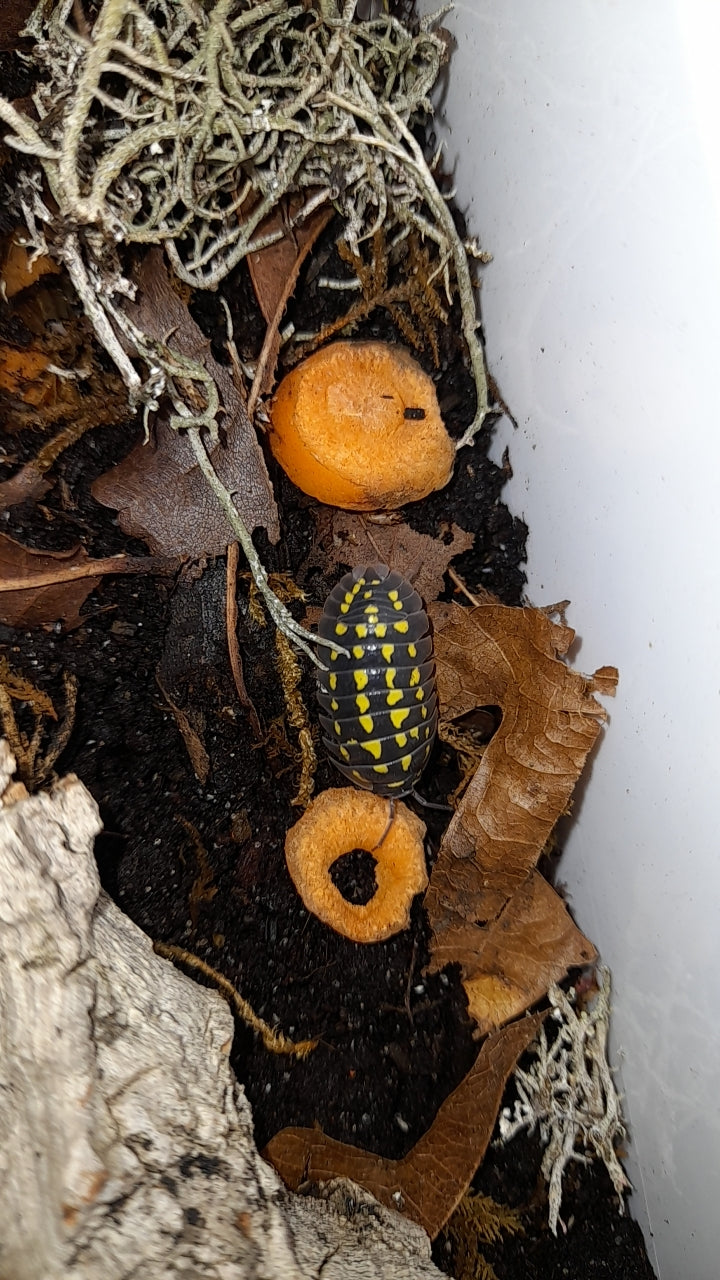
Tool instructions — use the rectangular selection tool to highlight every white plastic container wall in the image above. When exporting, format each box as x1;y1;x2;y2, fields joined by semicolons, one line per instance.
416;2;720;1276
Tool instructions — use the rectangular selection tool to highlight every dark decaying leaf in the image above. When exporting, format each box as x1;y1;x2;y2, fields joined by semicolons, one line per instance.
0;534;101;628
264;1010;543;1240
0;463;52;511
92;248;279;556
93;417;265;558
424;600;616;1031
311;510;474;602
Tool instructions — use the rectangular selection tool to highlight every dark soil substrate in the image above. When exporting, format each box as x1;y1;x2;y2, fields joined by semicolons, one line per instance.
3;258;521;1161
435;1132;655;1280
2;97;655;1280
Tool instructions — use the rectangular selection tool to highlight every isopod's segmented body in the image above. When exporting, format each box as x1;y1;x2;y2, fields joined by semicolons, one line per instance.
317;564;438;798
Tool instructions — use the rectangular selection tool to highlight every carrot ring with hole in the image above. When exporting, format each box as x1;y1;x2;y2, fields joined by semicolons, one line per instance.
284;787;427;943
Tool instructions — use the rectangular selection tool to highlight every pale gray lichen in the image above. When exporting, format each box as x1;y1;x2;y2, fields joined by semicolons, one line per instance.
0;0;489;656
497;969;631;1235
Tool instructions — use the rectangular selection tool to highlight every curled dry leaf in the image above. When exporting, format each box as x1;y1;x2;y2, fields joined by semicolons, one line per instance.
0;534;101;629
264;1010;543;1241
425;600;617;1033
247;202;333;415
92;248;279;557
247;197;331;325
313;511;474;604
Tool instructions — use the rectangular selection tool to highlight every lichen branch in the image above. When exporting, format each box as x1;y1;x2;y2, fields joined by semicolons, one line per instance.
497;968;631;1235
0;0;490;654
186;428;347;669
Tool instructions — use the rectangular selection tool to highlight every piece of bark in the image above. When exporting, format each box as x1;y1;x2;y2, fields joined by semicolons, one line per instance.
247;197;330;324
0;757;443;1279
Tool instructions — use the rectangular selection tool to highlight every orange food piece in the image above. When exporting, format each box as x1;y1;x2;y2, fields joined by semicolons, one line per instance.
269;341;454;510
285;787;427;943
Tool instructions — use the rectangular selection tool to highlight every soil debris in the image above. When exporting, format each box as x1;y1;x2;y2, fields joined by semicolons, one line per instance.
265;1011;544;1240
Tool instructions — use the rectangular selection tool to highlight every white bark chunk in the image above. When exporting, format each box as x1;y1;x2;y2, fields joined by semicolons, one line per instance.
0;764;442;1279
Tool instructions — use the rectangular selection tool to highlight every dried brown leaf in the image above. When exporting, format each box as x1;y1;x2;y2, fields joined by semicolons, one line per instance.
459;871;596;1036
93;417;256;557
93;248;279;556
264;1010;543;1240
424;600;616;1030
0;463;52;511
247;197;332;324
0;534;101;628
319;512;474;603
247;202;333;415
156;671;210;785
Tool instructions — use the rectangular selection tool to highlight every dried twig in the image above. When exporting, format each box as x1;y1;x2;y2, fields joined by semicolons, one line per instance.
225;541;262;740
0;552;182;593
153;941;317;1059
